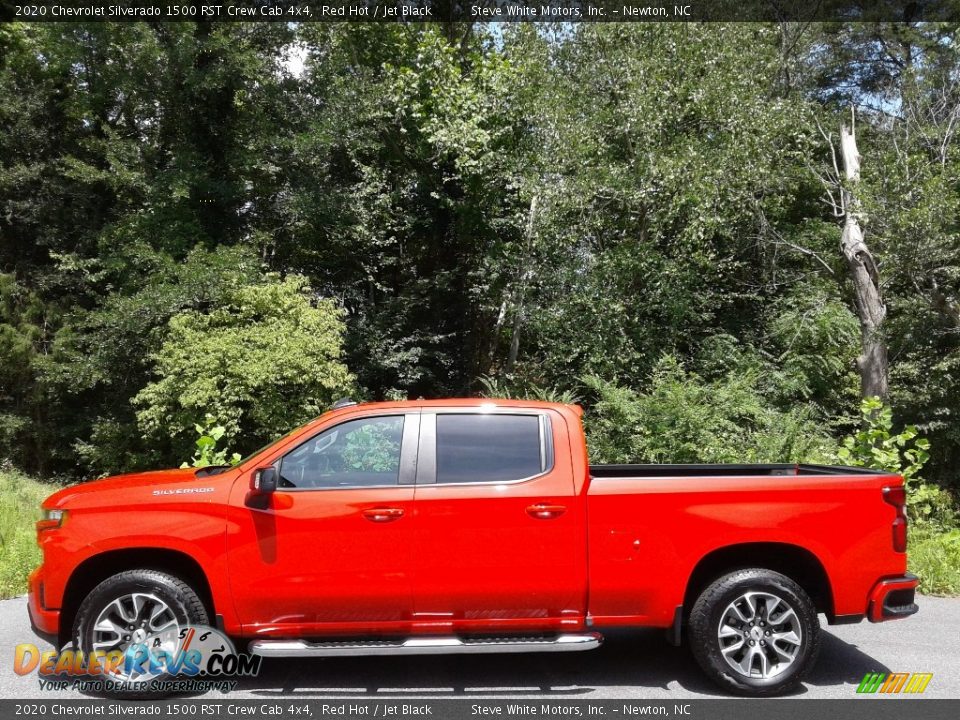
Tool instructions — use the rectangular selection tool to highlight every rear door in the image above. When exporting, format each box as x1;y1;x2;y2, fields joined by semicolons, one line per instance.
411;408;587;633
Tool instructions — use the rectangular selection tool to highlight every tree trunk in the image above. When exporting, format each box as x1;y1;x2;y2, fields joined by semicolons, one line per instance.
840;115;889;400
505;194;539;374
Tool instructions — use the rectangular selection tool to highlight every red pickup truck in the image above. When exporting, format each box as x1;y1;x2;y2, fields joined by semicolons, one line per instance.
30;399;918;696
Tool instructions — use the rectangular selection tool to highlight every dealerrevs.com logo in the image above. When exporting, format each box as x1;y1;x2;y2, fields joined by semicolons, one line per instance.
856;672;934;694
14;624;260;694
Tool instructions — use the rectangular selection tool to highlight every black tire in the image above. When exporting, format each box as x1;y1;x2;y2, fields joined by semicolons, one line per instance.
72;569;209;698
688;568;820;696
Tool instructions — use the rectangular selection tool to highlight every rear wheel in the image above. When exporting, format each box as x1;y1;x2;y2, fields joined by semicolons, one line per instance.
688;568;820;696
72;569;209;697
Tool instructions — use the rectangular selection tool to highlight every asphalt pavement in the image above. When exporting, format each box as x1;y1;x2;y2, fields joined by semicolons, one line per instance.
2;595;958;700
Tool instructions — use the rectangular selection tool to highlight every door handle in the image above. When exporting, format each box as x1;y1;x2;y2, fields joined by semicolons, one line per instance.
526;503;567;520
362;507;405;523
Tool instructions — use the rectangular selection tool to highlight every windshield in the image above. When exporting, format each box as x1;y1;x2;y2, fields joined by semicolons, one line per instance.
236;420;323;467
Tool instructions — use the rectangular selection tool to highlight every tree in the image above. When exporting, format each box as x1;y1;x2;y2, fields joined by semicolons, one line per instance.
1;20;960;493
796;20;960;479
489;24;824;392
134;276;354;457
260;24;538;399
819;111;890;399
0;21;297;475
583;357;838;466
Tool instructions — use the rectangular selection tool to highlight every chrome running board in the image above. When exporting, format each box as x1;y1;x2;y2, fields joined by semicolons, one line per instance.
249;633;602;657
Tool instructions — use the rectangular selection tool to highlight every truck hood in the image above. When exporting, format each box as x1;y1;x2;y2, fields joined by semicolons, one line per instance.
43;468;225;510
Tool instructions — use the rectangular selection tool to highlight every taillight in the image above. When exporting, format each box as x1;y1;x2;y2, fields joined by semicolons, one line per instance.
883;485;907;552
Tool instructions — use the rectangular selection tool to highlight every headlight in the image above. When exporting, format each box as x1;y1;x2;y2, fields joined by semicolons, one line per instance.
36;508;67;533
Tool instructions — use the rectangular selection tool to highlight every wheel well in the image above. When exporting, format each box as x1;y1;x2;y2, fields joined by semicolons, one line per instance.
59;548;215;648
682;543;833;618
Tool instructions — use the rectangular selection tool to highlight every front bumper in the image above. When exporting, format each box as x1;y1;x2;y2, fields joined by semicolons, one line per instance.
27;568;60;645
867;573;919;622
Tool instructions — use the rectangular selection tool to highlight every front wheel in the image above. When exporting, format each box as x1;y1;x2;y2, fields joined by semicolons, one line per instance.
688;568;821;696
72;569;209;697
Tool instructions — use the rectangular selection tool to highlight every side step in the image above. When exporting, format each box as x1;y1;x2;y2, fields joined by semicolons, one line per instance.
249;633;602;658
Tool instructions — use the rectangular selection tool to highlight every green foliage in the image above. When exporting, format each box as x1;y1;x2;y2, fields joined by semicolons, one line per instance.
0;20;959;552
51;246;261;475
478;375;581;405
908;525;960;596
340;418;404;473
179;415;241;470
837;397;957;529
134;276;355;456
279;25;534;399
766;286;861;414
0;274;54;471
583;357;838;465
909;481;959;530
837;398;931;482
0;467;59;599
498;24;816;391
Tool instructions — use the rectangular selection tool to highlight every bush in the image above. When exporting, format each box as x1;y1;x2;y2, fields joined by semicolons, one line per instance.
134;275;355;457
837;397;929;485
835;397;958;527
0;468;59;599
478;375;580;404
180;415;241;469
836;397;960;595
909;526;960;596
582;356;838;464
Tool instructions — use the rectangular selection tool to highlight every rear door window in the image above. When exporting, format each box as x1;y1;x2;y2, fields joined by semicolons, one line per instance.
435;414;545;484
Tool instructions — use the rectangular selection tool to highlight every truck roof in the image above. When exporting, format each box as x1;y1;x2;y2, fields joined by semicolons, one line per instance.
328;398;583;414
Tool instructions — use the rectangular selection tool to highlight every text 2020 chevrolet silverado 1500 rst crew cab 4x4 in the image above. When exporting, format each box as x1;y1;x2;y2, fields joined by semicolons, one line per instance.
29;399;918;696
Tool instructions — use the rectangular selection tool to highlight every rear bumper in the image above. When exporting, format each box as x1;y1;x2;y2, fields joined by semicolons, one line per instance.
867;573;919;623
27;568;60;645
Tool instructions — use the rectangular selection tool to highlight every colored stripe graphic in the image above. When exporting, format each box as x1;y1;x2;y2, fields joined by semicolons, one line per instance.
857;672;886;693
881;673;909;693
856;672;932;694
903;673;934;694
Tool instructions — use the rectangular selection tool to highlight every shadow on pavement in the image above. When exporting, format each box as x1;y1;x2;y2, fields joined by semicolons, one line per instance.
805;631;892;690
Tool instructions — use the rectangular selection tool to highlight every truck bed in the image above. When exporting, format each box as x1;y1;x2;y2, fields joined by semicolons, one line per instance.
584;460;905;627
589;463;887;478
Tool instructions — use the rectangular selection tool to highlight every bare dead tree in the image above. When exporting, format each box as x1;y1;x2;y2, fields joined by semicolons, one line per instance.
809;109;889;399
837;109;889;400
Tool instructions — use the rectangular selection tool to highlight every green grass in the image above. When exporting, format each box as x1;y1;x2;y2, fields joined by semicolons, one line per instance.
909;525;960;596
0;468;60;599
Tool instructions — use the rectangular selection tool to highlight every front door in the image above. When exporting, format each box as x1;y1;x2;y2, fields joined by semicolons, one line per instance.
226;411;419;636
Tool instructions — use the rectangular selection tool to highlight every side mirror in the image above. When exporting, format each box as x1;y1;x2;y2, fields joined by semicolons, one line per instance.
250;466;277;494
